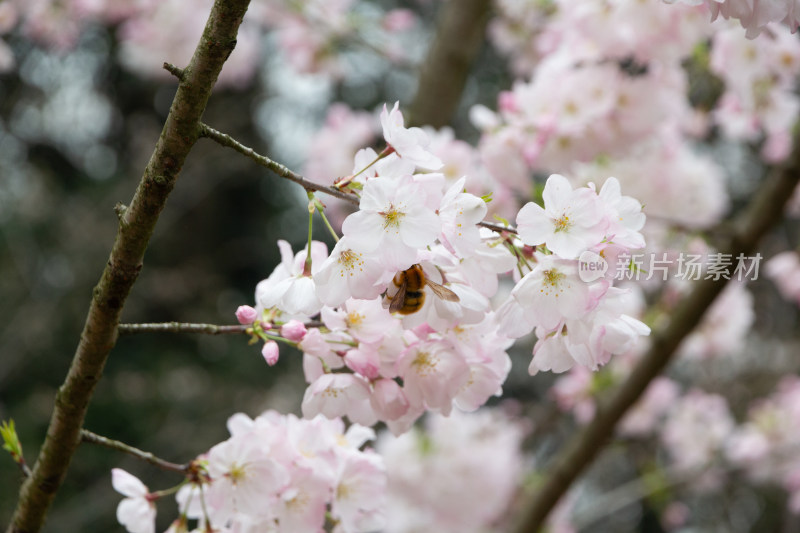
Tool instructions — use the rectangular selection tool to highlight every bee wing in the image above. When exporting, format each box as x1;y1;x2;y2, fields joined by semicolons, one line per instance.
389;278;408;313
426;280;460;302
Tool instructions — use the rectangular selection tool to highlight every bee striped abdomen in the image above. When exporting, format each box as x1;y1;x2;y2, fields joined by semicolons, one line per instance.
388;264;458;315
397;288;425;315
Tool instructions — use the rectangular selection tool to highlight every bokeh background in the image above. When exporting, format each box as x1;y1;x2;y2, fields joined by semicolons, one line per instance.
1;0;800;532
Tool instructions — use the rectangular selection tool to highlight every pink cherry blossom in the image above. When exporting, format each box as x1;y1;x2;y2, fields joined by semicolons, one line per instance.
302;373;372;422
370;378;410;421
377;408;527;532
331;451;387;532
517;174;606;259
396;340;471;415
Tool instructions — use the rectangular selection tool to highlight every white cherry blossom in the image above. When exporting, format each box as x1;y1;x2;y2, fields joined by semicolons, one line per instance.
341;175;441;270
112;469;156;533
380;102;443;170
516;174;606;259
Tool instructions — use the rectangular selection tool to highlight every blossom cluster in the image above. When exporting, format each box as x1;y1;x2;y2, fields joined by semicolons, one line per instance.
113;411;387;533
0;0;417;84
376;407;528;533
667;0;800;38
498;174;650;375
727;376;800;511
236;103;651;434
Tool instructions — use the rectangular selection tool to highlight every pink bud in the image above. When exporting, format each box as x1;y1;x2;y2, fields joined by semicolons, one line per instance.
262;341;279;366
280;320;307;342
235;305;257;325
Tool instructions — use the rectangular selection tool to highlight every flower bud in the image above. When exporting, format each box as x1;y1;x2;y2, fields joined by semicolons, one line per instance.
281;319;307;342
262;341;280;366
235;305;257;325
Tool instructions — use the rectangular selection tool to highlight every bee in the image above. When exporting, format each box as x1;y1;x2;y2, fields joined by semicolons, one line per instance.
387;264;460;315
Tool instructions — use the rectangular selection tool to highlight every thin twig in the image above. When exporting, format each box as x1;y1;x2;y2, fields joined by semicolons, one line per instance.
479;220;518;234
118;323;249;335
199;123;360;205
6;2;252;532
512;148;800;532
80;429;188;474
117;321;324;335
199;124;522;235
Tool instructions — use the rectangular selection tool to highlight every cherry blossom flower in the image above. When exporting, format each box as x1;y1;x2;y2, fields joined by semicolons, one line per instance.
511;254;594;331
111;468;156;533
380;102;443;170
396;340;471;415
302;373;373;423
516;174;606;259
331;451;387;532
256;240;327;317
341;175;441;270
438;177;488;258
321;298;397;344
370;378;411;421
205;434;290;520
598;177;646;249
377;408;527;532
313;237;386;307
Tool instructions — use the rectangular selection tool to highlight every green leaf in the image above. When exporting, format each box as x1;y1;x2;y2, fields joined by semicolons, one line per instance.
1;419;23;463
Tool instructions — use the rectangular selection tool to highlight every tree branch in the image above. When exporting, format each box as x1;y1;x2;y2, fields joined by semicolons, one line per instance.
80;429;188;474
513;156;800;532
117;321;325;336
6;1;251;531
408;0;492;127
199;123;361;204
118;322;250;335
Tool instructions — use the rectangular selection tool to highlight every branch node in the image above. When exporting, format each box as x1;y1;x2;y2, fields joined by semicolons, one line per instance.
114;202;127;224
162;62;185;80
